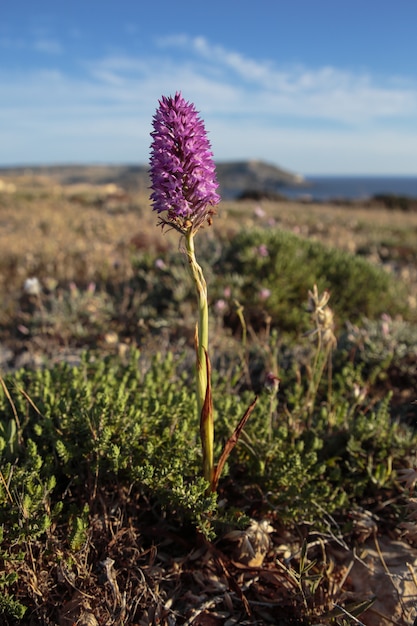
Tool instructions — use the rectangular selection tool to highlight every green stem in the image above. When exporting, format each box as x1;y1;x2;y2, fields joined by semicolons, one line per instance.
185;229;213;485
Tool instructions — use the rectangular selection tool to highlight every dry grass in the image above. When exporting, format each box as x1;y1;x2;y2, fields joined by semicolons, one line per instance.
0;172;416;370
2;175;417;278
1;172;417;349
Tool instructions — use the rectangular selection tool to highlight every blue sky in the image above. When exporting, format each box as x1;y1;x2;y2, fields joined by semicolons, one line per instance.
1;1;416;174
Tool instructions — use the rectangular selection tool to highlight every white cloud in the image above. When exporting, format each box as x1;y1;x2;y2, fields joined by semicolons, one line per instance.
0;35;63;55
34;38;63;54
157;35;417;124
210;123;417;174
0;35;416;172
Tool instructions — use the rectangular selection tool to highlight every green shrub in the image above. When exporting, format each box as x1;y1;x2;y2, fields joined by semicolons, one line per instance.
0;341;416;620
1;347;415;529
213;228;409;333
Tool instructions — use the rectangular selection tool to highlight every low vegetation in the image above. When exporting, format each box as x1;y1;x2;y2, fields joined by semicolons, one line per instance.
0;175;417;624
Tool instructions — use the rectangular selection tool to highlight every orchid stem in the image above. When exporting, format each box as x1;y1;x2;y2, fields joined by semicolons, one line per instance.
185;228;214;486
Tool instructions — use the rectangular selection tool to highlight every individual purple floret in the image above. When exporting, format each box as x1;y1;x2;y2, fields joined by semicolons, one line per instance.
150;92;220;232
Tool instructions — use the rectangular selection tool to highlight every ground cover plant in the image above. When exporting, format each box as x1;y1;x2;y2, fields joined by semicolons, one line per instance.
0;146;417;621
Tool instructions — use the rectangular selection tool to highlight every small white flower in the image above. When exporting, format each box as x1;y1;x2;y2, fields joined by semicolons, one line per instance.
23;277;41;296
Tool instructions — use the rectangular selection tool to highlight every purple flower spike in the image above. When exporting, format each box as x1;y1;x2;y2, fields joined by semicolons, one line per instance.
150;92;220;232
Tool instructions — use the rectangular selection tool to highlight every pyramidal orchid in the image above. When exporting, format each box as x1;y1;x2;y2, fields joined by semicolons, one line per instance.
150;92;220;234
150;93;257;491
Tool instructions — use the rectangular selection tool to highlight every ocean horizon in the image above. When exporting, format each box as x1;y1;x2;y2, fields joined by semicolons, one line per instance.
282;175;417;202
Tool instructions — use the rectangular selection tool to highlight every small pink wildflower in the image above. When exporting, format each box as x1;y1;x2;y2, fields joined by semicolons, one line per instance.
155;258;167;270
264;372;281;394
253;205;265;218
259;288;271;301
257;244;269;258
380;313;392;337
214;299;227;314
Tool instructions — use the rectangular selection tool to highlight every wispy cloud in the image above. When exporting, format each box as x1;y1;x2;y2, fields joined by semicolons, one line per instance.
0;34;416;172
156;35;417;124
34;38;63;54
0;34;63;55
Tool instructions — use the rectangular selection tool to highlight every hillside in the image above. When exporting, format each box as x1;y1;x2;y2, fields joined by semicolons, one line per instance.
0;159;305;198
216;159;305;198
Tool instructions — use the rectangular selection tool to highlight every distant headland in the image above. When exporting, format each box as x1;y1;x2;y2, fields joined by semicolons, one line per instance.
0;160;306;200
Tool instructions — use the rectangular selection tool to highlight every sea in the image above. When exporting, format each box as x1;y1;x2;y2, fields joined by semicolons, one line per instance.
280;176;417;202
